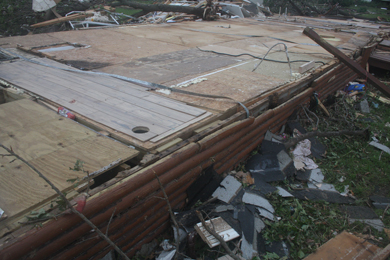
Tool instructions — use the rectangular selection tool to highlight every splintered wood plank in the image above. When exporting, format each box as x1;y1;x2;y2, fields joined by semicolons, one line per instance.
0;99;139;219
304;231;381;260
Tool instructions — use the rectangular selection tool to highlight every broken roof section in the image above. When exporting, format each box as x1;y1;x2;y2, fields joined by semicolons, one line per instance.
0;13;387;258
0;17;377;151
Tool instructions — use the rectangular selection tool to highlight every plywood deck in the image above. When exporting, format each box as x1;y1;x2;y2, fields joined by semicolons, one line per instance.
0;98;139;219
0;60;210;142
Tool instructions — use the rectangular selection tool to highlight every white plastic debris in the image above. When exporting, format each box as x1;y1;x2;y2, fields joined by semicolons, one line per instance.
160;240;174;251
369;141;390;155
293;139;318;170
32;0;56;12
85;12;111;22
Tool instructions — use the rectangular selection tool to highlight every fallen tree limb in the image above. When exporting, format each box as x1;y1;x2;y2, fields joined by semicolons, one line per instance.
31;13;93;28
0;144;130;260
284;129;369;149
112;0;206;17
196;211;241;260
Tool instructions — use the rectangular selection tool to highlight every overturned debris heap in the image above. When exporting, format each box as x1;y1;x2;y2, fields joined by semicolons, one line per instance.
0;12;390;260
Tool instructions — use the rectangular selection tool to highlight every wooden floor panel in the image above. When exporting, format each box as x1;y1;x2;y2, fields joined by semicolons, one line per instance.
0;60;209;142
0;99;139;219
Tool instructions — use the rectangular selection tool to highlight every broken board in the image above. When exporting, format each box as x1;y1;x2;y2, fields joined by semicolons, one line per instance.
0;99;139;221
195;217;240;248
0;59;211;143
304;231;382;259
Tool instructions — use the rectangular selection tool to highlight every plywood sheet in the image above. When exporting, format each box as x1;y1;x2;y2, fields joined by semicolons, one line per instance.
0;99;139;218
0;59;209;142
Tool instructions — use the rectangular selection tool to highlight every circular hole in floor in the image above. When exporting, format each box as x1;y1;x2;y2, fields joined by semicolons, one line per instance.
132;126;150;134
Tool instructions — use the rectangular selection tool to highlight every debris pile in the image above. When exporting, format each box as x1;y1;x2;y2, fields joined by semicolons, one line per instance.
124;84;390;259
29;0;273;30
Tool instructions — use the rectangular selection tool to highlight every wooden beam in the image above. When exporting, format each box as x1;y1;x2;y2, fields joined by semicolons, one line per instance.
31;13;93;28
360;44;377;68
303;27;390;98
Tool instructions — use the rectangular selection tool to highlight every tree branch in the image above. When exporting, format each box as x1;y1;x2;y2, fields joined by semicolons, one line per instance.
155;173;181;260
113;0;205;17
0;144;130;260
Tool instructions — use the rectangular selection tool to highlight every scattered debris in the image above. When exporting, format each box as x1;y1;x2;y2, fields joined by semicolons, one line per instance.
246;153;285;182
371;196;390;209
369;141;390;155
308;182;337;192
231;171;254;185
276;187;293;197
212;175;242;204
292;139;318;170
290;189;355;204
32;0;57;12
242;192;274;213
360;99;371;113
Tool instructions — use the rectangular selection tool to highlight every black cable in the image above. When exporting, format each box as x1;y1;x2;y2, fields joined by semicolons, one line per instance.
196;47;326;65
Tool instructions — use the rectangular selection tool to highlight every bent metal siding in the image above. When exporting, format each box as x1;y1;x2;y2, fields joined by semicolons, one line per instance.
0;58;362;259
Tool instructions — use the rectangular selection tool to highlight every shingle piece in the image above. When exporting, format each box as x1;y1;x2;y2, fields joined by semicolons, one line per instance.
242;192;274;213
212;175;242;203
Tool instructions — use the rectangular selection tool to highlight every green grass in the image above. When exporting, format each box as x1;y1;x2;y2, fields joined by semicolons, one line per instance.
261;82;390;259
347;2;390;21
115;7;144;16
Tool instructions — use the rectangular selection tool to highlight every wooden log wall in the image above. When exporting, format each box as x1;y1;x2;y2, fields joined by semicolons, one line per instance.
0;59;361;259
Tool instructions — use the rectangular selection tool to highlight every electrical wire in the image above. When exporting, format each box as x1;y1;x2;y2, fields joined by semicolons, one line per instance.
1;48;251;117
196;46;326;65
252;42;292;75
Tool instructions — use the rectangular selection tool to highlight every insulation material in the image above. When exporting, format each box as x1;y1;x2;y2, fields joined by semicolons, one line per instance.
292;139;318;170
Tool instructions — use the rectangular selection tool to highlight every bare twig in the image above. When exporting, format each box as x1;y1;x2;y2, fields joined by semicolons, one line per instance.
284;129;369;149
0;144;130;260
195;211;241;260
106;207;116;237
155;173;180;260
1;154;14;157
382;205;389;221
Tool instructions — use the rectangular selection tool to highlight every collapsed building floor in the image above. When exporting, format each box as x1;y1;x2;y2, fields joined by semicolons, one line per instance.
0;15;389;259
